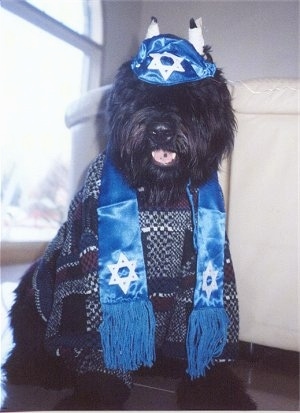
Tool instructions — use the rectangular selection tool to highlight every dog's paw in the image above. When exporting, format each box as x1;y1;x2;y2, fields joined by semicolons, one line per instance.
54;372;130;410
177;364;257;410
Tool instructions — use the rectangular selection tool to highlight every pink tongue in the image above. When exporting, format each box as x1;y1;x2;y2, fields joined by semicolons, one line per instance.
152;149;176;165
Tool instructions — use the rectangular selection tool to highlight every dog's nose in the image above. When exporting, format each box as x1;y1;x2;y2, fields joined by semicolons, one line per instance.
149;123;173;145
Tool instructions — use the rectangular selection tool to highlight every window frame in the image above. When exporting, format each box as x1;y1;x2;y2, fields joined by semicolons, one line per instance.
1;0;103;89
1;0;103;265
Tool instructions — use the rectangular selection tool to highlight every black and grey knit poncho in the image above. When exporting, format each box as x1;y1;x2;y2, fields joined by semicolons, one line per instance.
29;153;239;386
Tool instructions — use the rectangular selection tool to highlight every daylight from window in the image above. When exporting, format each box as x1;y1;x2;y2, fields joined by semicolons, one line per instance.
26;0;86;34
1;5;84;241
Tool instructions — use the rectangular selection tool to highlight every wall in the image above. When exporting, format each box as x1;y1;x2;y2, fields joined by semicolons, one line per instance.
101;0;299;85
101;0;143;85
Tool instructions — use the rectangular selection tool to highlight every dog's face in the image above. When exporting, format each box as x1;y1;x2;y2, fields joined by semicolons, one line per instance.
106;54;235;205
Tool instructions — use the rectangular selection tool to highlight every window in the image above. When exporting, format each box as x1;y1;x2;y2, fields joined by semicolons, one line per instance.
1;10;82;242
26;0;87;33
1;0;102;262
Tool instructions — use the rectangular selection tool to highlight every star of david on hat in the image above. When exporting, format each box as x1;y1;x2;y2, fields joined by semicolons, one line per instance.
131;17;216;85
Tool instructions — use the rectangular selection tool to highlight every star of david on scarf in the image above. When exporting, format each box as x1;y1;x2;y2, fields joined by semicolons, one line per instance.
108;252;139;294
202;261;219;300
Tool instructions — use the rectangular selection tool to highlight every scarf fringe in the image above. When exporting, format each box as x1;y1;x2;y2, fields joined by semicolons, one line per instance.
186;307;229;379
100;299;156;371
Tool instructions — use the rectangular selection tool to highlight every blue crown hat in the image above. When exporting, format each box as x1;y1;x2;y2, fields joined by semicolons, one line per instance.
131;30;216;86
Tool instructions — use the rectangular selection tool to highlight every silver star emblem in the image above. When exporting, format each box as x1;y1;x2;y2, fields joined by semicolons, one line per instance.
108;252;139;294
202;261;219;301
148;51;185;80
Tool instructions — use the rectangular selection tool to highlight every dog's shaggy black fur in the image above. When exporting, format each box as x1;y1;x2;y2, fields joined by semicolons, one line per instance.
107;46;235;206
2;31;257;410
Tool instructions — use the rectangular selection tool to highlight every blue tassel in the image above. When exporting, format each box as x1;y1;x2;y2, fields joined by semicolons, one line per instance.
100;299;156;371
186;307;229;379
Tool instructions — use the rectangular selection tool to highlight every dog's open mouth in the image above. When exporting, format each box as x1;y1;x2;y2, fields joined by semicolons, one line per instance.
151;149;177;166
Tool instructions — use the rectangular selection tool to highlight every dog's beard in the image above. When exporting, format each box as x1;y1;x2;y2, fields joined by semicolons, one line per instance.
109;110;192;206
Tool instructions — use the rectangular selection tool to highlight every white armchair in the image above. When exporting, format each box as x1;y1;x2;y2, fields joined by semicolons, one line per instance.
225;78;299;352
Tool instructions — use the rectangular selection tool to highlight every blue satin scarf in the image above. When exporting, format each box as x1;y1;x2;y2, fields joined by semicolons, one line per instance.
97;156;228;378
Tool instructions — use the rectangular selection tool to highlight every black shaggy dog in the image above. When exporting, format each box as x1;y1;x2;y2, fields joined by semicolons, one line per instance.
2;18;256;410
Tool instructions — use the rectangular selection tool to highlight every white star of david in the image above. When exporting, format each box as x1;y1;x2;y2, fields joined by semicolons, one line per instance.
202;261;219;301
148;52;185;80
108;252;139;294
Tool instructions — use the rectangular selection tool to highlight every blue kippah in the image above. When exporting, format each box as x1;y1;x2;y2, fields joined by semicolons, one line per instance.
131;34;216;86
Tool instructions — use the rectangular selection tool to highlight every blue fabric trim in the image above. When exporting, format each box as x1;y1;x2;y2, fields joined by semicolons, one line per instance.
97;157;156;370
186;307;229;379
98;159;149;303
186;177;228;378
100;300;156;371
187;176;226;309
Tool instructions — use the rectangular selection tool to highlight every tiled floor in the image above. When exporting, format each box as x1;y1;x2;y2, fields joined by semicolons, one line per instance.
1;266;299;411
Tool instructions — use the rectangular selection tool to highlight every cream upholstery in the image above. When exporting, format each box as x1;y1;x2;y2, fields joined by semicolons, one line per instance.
226;79;299;351
66;78;299;352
